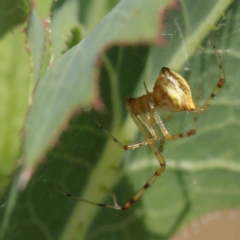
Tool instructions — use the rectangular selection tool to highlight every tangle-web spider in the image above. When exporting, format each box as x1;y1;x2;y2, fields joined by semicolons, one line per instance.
51;33;225;210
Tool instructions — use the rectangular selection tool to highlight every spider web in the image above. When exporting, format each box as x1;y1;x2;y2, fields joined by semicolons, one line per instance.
1;0;240;240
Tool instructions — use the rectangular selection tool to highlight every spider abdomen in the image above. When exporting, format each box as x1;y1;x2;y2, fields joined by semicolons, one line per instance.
153;67;195;111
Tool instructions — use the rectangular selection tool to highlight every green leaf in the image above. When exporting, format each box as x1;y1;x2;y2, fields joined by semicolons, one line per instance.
27;9;45;84
51;0;81;59
0;0;30;38
0;30;30;192
22;0;171;181
78;0;121;36
1;0;240;240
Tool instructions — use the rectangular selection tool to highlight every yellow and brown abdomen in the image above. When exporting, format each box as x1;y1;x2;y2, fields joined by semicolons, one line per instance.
153;67;195;111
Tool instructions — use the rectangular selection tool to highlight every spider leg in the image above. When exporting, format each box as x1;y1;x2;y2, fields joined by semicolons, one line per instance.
92;114;158;150
124;163;166;210
153;111;196;140
195;33;225;113
49;151;165;210
48;184;123;210
58;112;166;210
153;33;225;140
48;137;166;211
151;80;204;141
143;89;196;140
111;112;167;209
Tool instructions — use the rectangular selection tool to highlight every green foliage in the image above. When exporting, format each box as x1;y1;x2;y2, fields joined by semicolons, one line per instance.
0;31;30;192
0;0;30;38
0;0;30;194
0;0;240;239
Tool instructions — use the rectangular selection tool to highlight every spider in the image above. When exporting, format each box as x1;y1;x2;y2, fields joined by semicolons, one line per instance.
50;33;225;210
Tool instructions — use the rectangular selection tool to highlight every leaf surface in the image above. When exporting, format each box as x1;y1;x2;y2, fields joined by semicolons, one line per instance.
1;0;240;240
